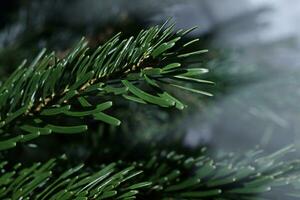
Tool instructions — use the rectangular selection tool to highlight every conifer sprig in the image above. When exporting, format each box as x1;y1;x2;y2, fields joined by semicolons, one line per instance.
0;22;213;151
139;145;300;199
0;157;152;200
0;146;299;199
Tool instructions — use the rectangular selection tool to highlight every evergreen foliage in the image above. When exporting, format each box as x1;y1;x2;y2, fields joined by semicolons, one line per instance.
0;21;299;199
0;21;212;150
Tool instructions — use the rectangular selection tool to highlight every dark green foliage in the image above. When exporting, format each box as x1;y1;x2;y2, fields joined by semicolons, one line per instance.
0;22;212;150
0;145;299;199
0;157;152;200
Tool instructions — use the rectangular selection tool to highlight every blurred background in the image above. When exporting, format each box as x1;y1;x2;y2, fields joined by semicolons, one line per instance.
0;0;300;197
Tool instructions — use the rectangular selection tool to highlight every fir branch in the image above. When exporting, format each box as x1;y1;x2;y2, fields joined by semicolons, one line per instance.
0;146;299;199
0;157;151;200
136;145;300;199
0;21;213;150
